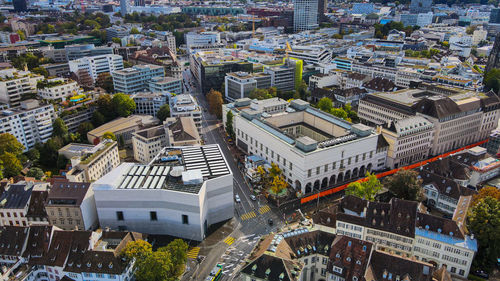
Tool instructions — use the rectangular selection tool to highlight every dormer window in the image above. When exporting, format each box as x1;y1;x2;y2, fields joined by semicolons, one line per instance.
98;263;102;268
87;262;91;267
346;257;351;262
336;253;341;258
356;260;361;265
353;276;358;281
109;262;113;269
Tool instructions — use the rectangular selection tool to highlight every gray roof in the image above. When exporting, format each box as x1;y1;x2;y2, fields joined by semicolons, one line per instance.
0;183;33;210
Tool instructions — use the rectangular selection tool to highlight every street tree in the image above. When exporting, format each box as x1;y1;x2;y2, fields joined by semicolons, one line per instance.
159;239;188;277
0;152;23;178
468;196;500;272
472;186;500;206
270;175;288;194
92;111;106;127
121;240;153;261
156;104;170;122
96;94;115;121
384;169;424;201
112;93;136;117
317;97;333;112
135;250;174;281
206;89;223;119
225;110;235;139
346;172;382;201
77;122;94;143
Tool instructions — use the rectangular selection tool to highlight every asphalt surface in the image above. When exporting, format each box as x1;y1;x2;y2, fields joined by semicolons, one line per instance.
181;70;285;281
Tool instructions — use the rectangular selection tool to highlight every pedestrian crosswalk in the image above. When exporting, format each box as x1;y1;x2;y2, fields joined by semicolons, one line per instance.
187;247;200;259
240;211;256;221
223;236;235;245
259;205;271;214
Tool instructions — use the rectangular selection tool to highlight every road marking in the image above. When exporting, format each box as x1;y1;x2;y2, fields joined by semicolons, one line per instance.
240;211;256;221
223;236;235;245
258;205;271;214
186;247;200;259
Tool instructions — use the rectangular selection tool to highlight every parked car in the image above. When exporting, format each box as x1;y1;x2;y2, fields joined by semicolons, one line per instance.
250;195;256;201
268;219;273;226
235;194;241;203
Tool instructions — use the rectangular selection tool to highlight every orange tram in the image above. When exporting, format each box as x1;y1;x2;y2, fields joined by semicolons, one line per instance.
300;139;489;204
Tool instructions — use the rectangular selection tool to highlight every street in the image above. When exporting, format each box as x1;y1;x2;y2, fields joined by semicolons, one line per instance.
181;70;285;280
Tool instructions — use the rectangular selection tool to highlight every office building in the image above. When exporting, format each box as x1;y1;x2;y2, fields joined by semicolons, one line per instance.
87;115;159;145
410;0;432;13
293;0;319;32
132;117;201;163
60;140;121;183
381;116;434;169
112;64;165;95
13;0;27;12
0;68;43;107
134;0;145;5
0;182;34;227
0;100;55;151
61;106;95;133
489;8;500;24
133;92;169;117
351;3;375;14
106;25;131;42
336;195;477;277
120;0;130;16
223;98;388;194
45;181;98;230
190;50;253;94
400;12;434;28
69;54;124;84
149;76;183;95
185;32;221;50
224;72;272;101
358;85;500;155
37;78;81;100
93;145;233;241
0;226;143;281
65;44;113;61
170;94;202;132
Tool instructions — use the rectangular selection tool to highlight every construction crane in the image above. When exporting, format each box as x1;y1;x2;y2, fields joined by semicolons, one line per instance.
285;41;292;59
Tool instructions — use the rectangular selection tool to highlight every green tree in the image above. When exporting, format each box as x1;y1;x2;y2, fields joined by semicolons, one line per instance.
77;122;94;143
121;240;153;261
346;172;382;201
16;30;25;40
103;131;117;141
27;167;44;179
468;196;500;272
136;250;174;281
112;37;122;44
112;93;136;117
96;72;114;93
472;186;500;206
0;152;22;178
249;88;274;100
270;175;288;194
39;136;63;167
0;133;24;155
130;27;140;34
52;118;69;138
32;67;49;77
92;111;106;127
484;68;500;94
384;169;424;201
156;104;170;122
26;148;40;162
159;239;188;277
317;97;333;112
225;110;235;140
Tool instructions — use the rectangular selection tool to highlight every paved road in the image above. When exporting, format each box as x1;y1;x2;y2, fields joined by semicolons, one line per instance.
181;70;285;280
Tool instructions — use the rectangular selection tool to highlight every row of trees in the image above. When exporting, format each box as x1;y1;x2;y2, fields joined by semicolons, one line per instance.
35;12;112;35
10;53;52;77
374;21;420;39
248;82;310;102
121;239;188;281
404;49;440;59
317;97;359;123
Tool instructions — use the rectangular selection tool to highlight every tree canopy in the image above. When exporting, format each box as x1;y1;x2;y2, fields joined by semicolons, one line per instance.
207;89;223;119
112;93;136;117
157;104;170;122
0;133;24;155
484;68;500;94
346;172;382;201
384;169;424;201
52;118;69;138
225;110;235;140
96;72;114;93
472;186;500;207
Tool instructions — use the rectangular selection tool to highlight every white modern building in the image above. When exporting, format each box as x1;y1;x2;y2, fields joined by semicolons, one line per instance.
185;32;221;50
37;78;81;100
93;145;233;241
224;98;388;194
0;69;43;107
224;72;272;101
0;99;55;151
133;92;169;117
69;54;124;83
293;0;319;31
149;76;183;95
112;64;165;95
170;94;202;132
288;45;332;65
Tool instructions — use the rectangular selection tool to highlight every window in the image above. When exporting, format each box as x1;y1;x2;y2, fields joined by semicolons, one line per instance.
59;218;64;225
321;268;326;276
322;257;328;265
116;211;124;221
304;258;308;265
182;214;189;224
459;269;465;276
316;167;320;175
150;211;158;221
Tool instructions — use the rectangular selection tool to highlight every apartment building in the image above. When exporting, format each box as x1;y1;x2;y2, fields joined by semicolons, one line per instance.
336;195;477;277
263;63;297;92
93;145;233;241
37;78;81;100
0;182;33;227
381;116;434;169
223;98;388;194
288;45;331;65
149;76;183;95
45;181;98;230
170;94;202;132
0;226;143;281
112;64;165;95
69;54;124;83
43;44;113;62
358;85;500;155
0;99;55;151
60;140;121;183
224;72;271;101
87;115;159;145
133;92;169;117
132;117;201;163
61;106;95;133
0;68;43;107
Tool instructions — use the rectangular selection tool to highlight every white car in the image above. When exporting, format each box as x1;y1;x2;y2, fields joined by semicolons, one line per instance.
235;195;241;203
250;195;256;201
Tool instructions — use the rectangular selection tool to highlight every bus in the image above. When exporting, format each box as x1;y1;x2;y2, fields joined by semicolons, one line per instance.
206;264;223;281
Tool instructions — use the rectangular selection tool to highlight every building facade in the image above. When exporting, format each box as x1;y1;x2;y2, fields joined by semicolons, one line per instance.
294;0;319;31
148;76;183;95
69;54;124;84
37;78;81;100
112;64;165;95
0;69;43;107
